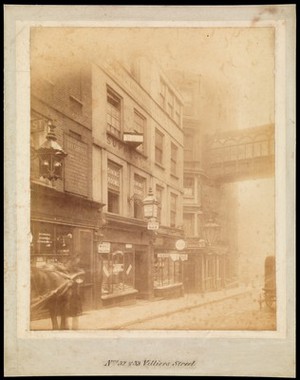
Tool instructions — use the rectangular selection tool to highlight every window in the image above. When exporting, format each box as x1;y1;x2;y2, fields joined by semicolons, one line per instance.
183;213;195;236
107;161;121;214
101;251;135;295
170;193;177;228
155;129;164;165
154;253;183;288
184;134;193;161
107;87;121;139
30;221;74;265
133;174;146;219
134;110;146;153
156;185;163;223
184;177;195;197
171;142;178;176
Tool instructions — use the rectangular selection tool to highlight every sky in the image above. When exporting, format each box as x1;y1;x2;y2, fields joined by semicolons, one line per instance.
31;27;275;131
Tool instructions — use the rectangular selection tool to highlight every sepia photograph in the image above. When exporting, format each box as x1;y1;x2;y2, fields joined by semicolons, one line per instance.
4;5;295;377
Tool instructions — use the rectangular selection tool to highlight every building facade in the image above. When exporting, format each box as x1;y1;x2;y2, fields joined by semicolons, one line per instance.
169;71;234;293
91;56;186;306
30;58;105;312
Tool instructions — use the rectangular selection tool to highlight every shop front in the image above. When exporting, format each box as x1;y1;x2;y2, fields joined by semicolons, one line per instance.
152;232;186;298
182;239;229;293
30;182;104;312
97;214;153;307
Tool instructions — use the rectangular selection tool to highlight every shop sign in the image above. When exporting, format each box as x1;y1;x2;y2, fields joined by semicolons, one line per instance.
125;244;133;249
147;220;159;230
98;242;111;253
175;239;186;251
157;253;170;258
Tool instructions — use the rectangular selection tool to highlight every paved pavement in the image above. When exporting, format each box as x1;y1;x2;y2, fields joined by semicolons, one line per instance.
31;285;255;330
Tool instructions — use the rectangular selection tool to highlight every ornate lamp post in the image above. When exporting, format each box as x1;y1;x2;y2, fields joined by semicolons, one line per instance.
36;121;67;182
142;188;160;299
203;217;220;246
143;187;159;221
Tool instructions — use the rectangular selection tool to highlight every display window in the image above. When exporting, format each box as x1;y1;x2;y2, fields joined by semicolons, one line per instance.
31;221;73;266
154;253;183;288
101;251;135;295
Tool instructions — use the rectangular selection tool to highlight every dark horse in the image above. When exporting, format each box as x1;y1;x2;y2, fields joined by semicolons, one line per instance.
30;263;85;330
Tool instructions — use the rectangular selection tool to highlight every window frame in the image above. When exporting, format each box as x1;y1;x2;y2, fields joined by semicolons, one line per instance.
106;86;122;139
133;109;146;154
107;160;122;214
155;128;164;166
170;142;178;176
170;192;177;228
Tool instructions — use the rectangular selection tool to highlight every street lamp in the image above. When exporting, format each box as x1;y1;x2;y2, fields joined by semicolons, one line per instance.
203;218;220;246
36;121;67;182
142;187;159;220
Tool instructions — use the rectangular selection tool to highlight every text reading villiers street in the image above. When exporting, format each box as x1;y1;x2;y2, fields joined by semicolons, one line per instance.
104;359;196;368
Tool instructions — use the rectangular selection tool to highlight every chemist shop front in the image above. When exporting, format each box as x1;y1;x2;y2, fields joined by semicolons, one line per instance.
97;216;187;306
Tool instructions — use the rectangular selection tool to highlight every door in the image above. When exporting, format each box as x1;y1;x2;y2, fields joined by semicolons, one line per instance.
74;229;94;311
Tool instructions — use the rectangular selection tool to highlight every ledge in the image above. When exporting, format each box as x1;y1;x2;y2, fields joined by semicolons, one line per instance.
101;288;138;300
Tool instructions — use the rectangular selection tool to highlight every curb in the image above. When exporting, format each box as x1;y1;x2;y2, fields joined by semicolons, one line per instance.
109;289;252;330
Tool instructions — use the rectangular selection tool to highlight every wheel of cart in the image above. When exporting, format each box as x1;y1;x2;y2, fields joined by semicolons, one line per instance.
263;255;276;310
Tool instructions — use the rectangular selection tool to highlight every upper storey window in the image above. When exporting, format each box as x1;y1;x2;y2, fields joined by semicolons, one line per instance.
107;87;122;139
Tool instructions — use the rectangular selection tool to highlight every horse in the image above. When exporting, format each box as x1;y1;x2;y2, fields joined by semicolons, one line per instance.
30;262;85;330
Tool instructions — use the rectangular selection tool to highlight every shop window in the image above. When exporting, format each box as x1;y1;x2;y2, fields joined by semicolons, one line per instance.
134;110;146;153
133;174;146;219
107;161;121;214
154;253;183;288
171;142;178;176
170;193;177;228
31;221;73;266
155;129;164;166
101;251;135;295
107;87;122;139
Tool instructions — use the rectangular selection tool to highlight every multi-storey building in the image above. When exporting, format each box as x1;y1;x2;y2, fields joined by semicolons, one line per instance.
169;70;234;293
91;56;185;305
30;57;104;312
30;49;186;312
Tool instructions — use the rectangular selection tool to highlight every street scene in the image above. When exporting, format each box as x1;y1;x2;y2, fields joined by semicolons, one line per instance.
29;26;276;331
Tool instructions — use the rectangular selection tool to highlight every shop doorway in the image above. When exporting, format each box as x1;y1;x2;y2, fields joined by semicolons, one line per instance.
135;248;149;298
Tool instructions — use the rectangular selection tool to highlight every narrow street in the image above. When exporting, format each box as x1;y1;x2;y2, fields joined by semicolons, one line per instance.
122;291;276;330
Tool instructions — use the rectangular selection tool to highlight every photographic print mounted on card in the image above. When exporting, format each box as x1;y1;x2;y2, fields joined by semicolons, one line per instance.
4;5;295;377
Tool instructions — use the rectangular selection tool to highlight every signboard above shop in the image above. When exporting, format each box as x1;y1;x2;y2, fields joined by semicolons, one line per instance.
147;220;159;230
97;242;111;253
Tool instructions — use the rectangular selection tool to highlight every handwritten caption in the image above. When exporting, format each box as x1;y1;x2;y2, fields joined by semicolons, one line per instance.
104;359;196;368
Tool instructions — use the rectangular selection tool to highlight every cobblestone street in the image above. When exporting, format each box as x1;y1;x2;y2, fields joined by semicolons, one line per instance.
124;291;276;330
